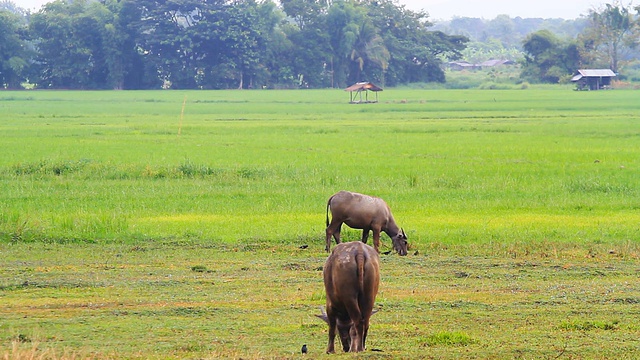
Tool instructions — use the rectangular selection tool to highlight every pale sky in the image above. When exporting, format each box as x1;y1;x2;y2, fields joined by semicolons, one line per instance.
12;0;618;20
401;0;613;20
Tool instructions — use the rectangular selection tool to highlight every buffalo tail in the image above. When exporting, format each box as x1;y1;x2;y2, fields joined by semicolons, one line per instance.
326;196;333;228
356;252;365;294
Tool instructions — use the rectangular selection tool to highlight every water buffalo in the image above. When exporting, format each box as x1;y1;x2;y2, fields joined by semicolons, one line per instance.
325;190;408;256
317;242;380;353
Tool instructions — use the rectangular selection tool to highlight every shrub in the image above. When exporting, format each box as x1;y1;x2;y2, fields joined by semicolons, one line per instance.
559;320;619;331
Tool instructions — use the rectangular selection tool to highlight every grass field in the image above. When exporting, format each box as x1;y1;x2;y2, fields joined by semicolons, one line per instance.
1;88;640;358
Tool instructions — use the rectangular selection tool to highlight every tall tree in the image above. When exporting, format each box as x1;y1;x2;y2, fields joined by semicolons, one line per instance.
196;0;273;89
215;0;265;89
280;0;328;30
0;8;30;88
116;0;158;89
135;0;274;89
279;0;332;87
92;0;145;89
520;29;581;83
364;0;466;86
280;0;332;88
582;2;638;72
135;0;207;89
251;0;288;88
326;1;365;88
30;0;142;89
30;0;95;88
486;15;516;47
348;18;389;84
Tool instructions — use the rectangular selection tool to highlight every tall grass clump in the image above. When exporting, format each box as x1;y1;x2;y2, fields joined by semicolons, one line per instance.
11;159;92;176
564;176;635;195
422;331;475;347
559;320;619;331
177;161;222;177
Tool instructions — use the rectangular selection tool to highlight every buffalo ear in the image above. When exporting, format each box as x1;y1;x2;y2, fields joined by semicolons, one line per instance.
401;228;407;238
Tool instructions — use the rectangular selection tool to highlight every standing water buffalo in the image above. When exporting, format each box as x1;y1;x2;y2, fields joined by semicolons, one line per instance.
325;190;408;256
317;242;380;353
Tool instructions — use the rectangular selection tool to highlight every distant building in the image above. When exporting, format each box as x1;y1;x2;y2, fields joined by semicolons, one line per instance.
448;59;515;71
478;59;515;68
448;61;480;71
571;69;616;90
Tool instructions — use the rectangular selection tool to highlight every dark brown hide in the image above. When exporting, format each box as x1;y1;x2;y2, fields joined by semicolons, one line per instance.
317;242;380;353
325;190;408;255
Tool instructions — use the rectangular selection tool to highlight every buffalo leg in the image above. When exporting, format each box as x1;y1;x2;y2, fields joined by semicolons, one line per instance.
334;224;342;244
326;313;337;353
372;229;381;253
325;223;343;252
361;229;370;244
325;229;332;252
362;318;370;350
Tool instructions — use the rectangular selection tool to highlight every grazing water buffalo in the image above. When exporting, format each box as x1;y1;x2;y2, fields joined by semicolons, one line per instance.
325;190;408;256
317;242;380;353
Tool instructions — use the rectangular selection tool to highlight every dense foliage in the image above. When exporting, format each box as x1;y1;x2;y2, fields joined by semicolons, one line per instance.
436;2;640;85
0;0;467;89
3;0;640;88
581;2;640;73
520;2;640;83
520;30;581;83
0;6;30;88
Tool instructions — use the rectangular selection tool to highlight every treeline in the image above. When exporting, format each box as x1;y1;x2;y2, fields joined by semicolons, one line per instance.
520;3;640;84
435;2;640;84
435;15;587;49
0;0;468;90
434;15;587;64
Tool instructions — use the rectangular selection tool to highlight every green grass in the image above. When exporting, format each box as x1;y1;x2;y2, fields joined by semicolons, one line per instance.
422;331;476;347
1;243;639;359
1;88;639;245
1;88;640;358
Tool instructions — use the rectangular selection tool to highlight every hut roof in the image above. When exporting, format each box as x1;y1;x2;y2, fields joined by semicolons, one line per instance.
344;82;383;92
571;69;616;81
479;59;515;67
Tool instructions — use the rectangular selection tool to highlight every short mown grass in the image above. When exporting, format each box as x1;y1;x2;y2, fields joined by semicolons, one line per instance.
2;242;639;359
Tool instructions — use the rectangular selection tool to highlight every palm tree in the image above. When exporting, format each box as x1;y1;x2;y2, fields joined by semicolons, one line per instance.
350;20;389;84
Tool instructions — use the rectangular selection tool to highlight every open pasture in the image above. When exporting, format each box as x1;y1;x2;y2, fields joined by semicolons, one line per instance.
1;88;640;358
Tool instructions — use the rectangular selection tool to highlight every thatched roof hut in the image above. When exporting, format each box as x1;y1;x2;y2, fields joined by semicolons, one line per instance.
345;82;383;103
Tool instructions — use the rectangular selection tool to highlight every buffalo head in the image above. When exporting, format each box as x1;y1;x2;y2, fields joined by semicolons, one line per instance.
391;228;408;256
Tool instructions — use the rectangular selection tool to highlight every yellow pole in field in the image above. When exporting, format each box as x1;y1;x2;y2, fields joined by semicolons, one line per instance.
178;95;187;137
